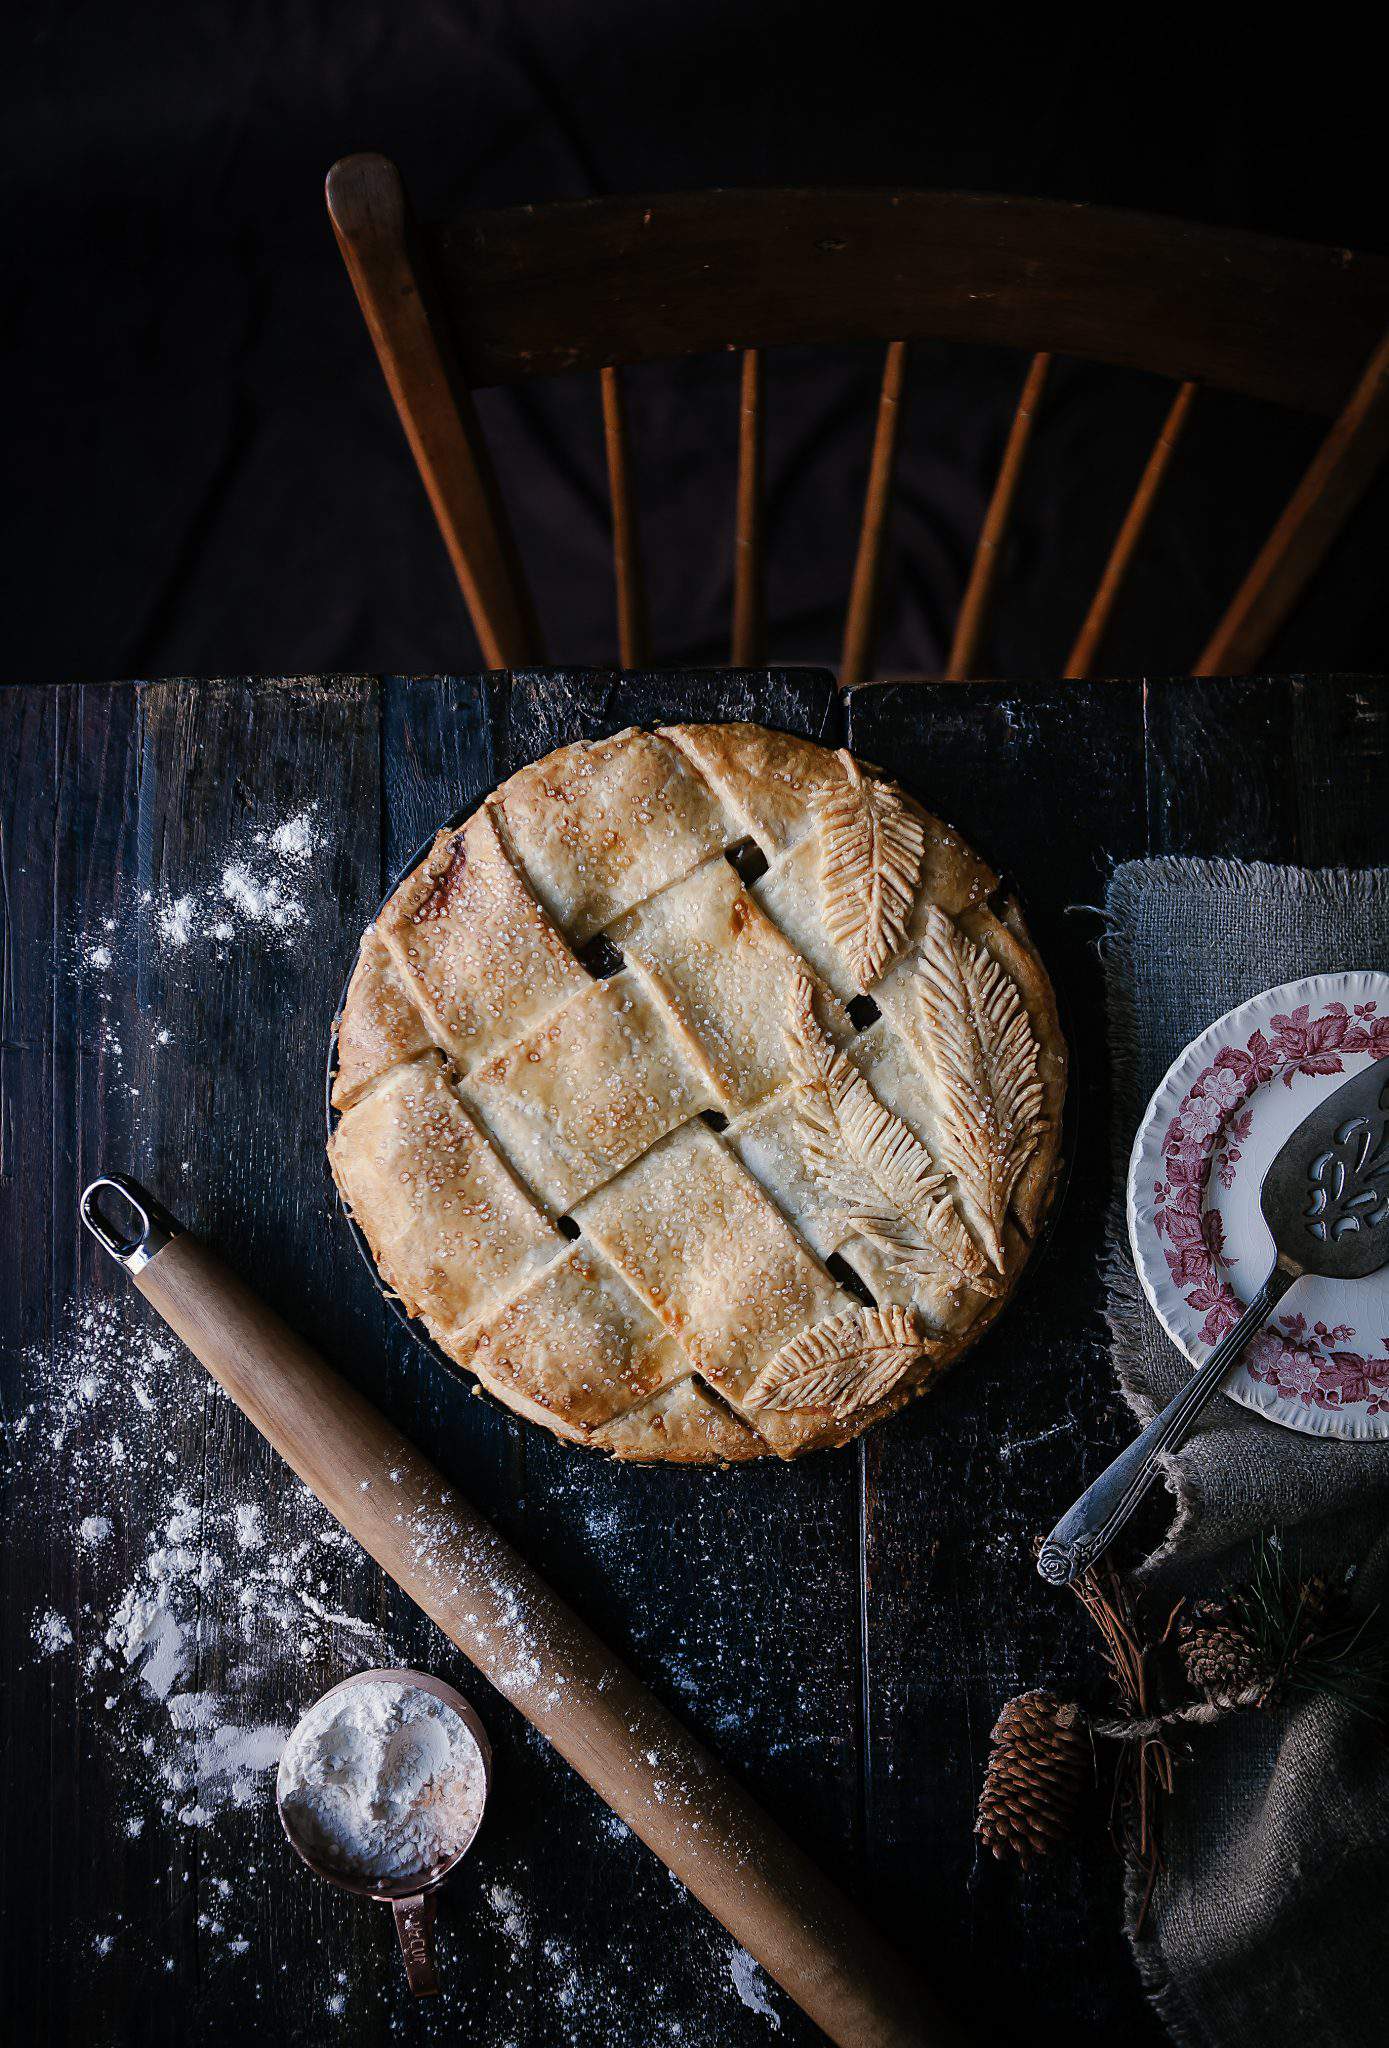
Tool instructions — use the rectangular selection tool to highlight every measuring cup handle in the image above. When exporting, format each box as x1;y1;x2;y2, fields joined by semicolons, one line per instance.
391;1893;439;1996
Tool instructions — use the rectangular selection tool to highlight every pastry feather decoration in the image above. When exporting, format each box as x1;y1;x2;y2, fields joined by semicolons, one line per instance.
786;970;995;1293
907;906;1047;1270
746;1304;926;1418
815;751;926;990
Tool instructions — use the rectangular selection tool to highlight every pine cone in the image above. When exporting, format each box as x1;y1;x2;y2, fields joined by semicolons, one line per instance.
1178;1600;1267;1704
976;1690;1088;1868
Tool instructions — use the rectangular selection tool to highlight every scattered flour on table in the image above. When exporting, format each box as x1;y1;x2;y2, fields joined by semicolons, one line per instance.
729;1945;783;2028
66;801;328;1104
5;1290;397;1903
157;894;195;950
476;1865;789;2043
487;1883;532;1948
10;1289;803;2034
72;804;324;980
162;801;321;949
32;1607;74;1654
278;1678;486;1887
267;811;319;862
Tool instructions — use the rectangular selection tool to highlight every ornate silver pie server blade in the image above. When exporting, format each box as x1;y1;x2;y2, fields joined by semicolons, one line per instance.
1038;1054;1389;1586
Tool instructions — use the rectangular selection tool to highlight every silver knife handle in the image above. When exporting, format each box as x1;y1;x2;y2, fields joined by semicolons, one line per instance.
1037;1263;1296;1585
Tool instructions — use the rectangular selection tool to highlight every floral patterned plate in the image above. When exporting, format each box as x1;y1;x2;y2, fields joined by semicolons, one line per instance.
1127;971;1389;1440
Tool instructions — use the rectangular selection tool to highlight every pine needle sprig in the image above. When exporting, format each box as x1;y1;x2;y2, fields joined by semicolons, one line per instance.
1233;1532;1389;1723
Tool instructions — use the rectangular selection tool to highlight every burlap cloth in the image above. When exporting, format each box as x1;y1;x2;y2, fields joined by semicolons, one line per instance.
1103;859;1389;2048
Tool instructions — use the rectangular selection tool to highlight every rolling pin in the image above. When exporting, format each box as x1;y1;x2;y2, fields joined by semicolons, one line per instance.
81;1175;956;2048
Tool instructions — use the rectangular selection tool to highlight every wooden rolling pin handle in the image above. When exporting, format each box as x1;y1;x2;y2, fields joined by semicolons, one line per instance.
82;1183;956;2048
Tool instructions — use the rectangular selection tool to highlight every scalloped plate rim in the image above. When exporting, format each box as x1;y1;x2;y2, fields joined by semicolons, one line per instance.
1126;969;1389;1441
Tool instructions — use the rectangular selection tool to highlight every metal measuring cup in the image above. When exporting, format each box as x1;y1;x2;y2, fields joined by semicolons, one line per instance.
276;1667;491;1996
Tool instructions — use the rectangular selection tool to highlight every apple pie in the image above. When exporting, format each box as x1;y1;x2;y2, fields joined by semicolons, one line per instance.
329;724;1065;1462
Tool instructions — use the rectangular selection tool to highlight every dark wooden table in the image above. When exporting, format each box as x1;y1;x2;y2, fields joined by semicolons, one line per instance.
2;670;1382;2048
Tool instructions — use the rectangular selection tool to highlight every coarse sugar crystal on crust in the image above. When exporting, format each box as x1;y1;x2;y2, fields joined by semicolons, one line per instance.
659;721;848;852
329;722;1067;1463
328;1054;562;1334
608;854;851;1111
451;1244;687;1440
495;727;734;942
375;804;588;1078
460;968;714;1212
332;928;434;1110
572;1122;865;1458
593;1377;764;1463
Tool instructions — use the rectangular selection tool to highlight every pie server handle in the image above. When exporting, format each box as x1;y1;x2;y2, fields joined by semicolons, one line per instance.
1036;1262;1296;1585
80;1174;955;2048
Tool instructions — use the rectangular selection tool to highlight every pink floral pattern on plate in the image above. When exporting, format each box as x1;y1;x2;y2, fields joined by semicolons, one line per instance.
1150;998;1389;1415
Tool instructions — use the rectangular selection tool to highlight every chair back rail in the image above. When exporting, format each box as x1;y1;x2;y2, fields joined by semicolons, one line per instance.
326;157;1389;682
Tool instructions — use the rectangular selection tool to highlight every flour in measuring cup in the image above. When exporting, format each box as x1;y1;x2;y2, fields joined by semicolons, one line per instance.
277;1678;486;1889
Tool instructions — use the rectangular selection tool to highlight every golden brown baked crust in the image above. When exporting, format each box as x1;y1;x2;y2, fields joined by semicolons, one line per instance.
329;724;1066;1463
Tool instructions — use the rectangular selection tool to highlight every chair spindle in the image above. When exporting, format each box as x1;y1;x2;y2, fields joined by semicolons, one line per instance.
840;341;909;689
946;352;1051;681
1196;324;1389;675
732;348;766;665
325;153;542;670
1065;380;1197;680
601;364;651;668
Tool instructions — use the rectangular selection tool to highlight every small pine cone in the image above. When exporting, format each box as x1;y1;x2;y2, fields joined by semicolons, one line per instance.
975;1690;1088;1869
1178;1600;1267;1703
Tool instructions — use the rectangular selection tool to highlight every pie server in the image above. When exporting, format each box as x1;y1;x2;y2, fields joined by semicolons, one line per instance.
1039;1054;1389;1586
80;1173;953;2048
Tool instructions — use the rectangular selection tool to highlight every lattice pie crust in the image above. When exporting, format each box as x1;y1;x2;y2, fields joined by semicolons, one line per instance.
329;725;1065;1462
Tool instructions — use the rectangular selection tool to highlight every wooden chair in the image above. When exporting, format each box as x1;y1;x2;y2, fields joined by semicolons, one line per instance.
325;158;1389;684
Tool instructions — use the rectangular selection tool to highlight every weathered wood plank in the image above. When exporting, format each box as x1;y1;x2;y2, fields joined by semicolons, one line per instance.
0;679;406;2043
371;672;552;2048
53;685;167;2045
1147;674;1388;879
499;664;843;762
486;666;848;2048
845;680;1156;2044
1290;673;1388;865
0;684;65;2048
1146;674;1299;858
130;678;388;2039
375;674;518;1515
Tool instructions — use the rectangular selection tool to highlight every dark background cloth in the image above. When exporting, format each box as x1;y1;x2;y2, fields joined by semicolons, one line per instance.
4;5;1389;687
